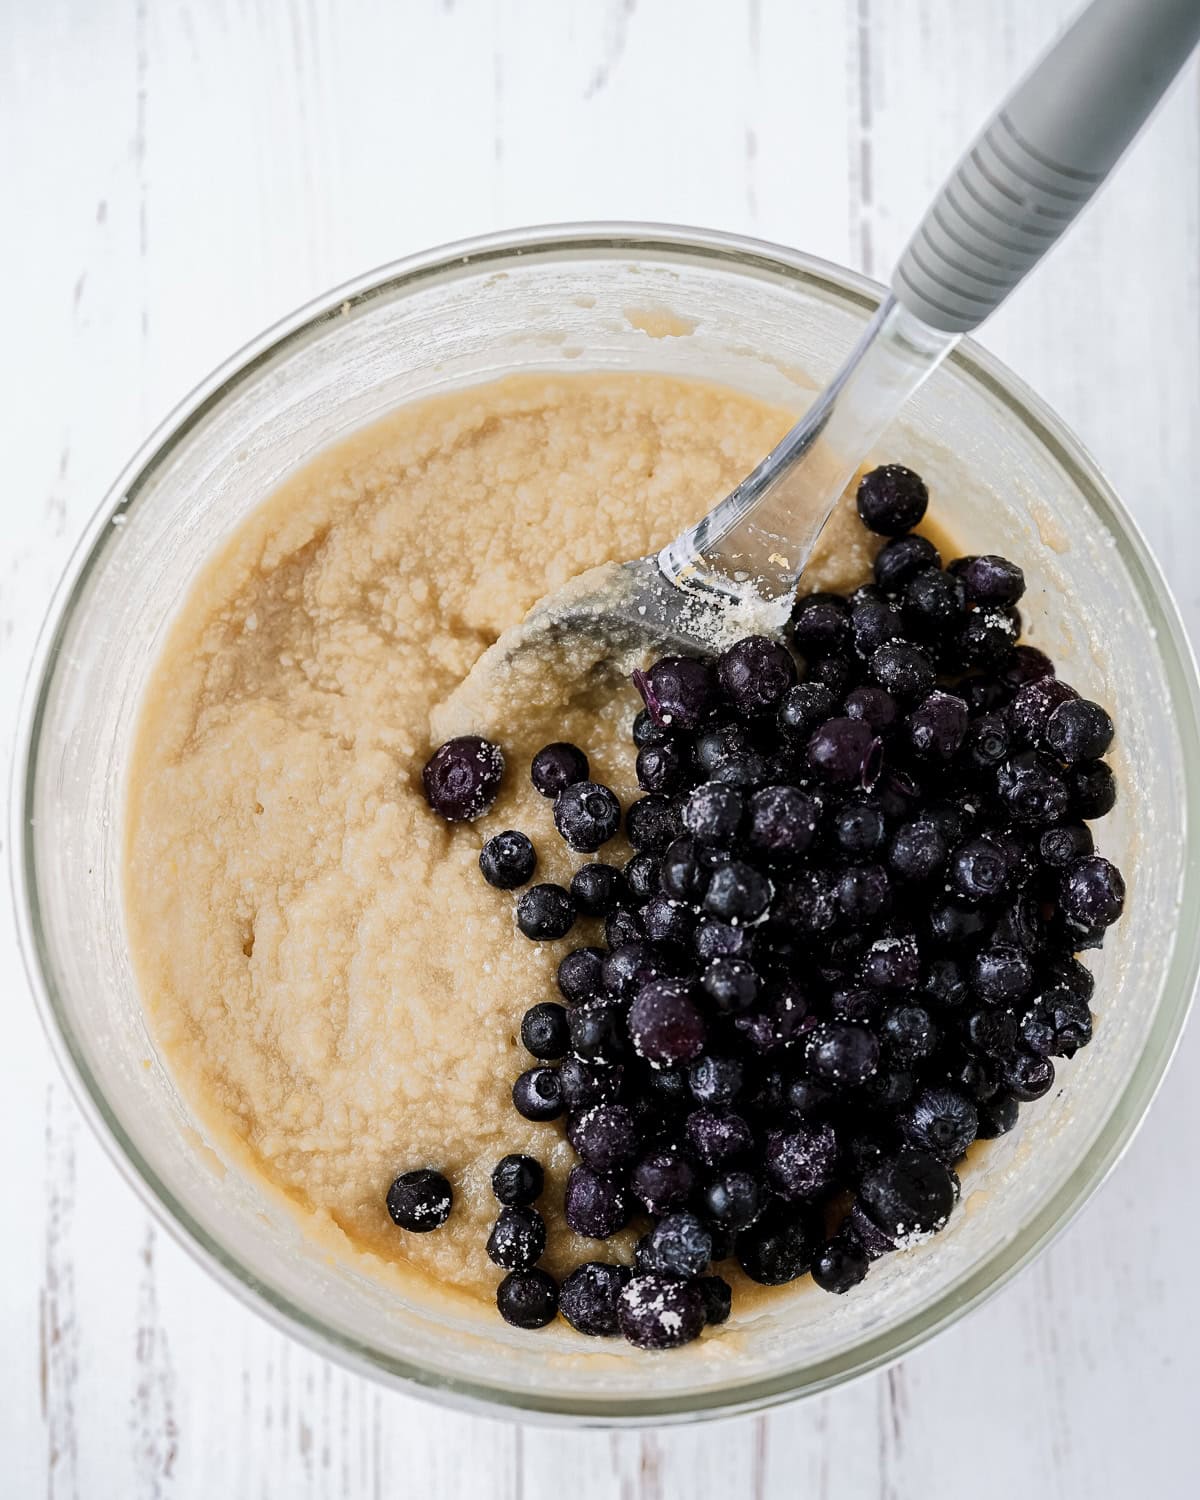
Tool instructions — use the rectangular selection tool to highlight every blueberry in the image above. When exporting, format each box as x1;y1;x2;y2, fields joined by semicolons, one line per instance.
1001;644;1055;690
963;711;1010;774
694;917;754;962
637;656;716;730
964;1005;1019;1058
698;1274;734;1324
949;834;1014;903
733;984;811;1055
1045;699;1113;763
922;956;970;1010
928;901;989;948
791;594;852;657
629;979;706;1066
807;716;877;784
703;861;772;923
953;555;1026;607
637;738;688;794
971;944;1034;1004
870;640;935;701
491;1154;543;1207
618;1274;706;1349
1042;953;1096;1003
717;635;798;714
888;820;948;882
605;907;644;948
641;893;696;946
787;1077;835;1116
1020;988;1093;1058
564;1164;630;1239
421;736;504;822
559;1055;623;1113
812;1232;870;1294
569;864;625;918
486;1205;547;1269
860;1146;955;1240
903;568;966;635
644;1066;691;1113
901;1087;978;1162
602;940;662;999
567;1003;626;1065
631;1147;697;1215
881;1004;938;1064
693;720;753;773
385;1168;452;1232
955;608;1019;671
995;751;1069;825
747;784;820;859
638;1211;713;1279
778;682;838;740
703;1169;762;1229
479;830;536;889
856;464;928;535
559;1262;629;1337
633;707;672;747
843;684;900;733
875;534;941;593
766;1120;840;1201
834;801;887;857
808;654;855;695
701;956;759;1014
850;587;904;657
564;1104;637;1175
976;1091;1019;1138
999;1050;1055;1102
688;1054;745;1107
617;855;655;906
736;1201;817;1284
516;884;576;940
1070;760;1117;820
1037;823;1094;869
496;1268;558;1328
682;782;745;847
805;1022;880;1087
511;1066;564;1121
521;1001;569;1060
531;741;589;797
860;932;921;990
686;1107;754;1167
1059;855;1125;937
554;781;622;853
836;863;892;924
908;690;969;762
1008;677;1079;746
557;946;605;1004
626;794;683;853
959;674;1008;715
845;1201;897;1260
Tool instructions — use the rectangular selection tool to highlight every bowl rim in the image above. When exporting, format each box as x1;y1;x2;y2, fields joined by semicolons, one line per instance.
11;220;1200;1425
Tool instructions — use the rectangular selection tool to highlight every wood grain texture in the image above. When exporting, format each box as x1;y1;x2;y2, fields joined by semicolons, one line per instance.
2;2;1198;1495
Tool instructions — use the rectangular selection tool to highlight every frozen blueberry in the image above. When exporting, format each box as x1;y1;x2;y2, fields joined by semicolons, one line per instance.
1037;823;1094;870
1045;699;1113;763
1070;759;1117;820
875;533;941;593
857;464;929;535
953;555;1026;607
564;1164;630;1239
903;568;966;635
778;682;839;740
631;1147;697;1215
888;820;948;882
928;900;989;948
949;835;1014;903
554;781;622;853
516;884;576;940
870;640;935;701
556;947;605;1006
698;1274;733;1324
567;864;622;919
567;1003;626;1065
486;1205;547;1270
496;1268;558;1328
703;1169;762;1230
976;1092;1019;1138
605;907;644;948
766;1120;840;1201
996;751;1069;825
521;1001;569;1060
682;782;745;847
850;587;904;657
812;1231;870;1294
1001;644;1055;690
1008;676;1079;746
964;1005;1020;1058
626;794;683;853
836;863;892;924
602;940;662;999
881;1004;938;1064
703;861;772;923
834;801;887;857
638;1211;713;1279
1020;988;1093;1059
636;738;688;795
1059;855;1125;937
686;1107;754;1167
618;1274;706;1350
512;1066;564;1121
386;1168;453;1232
628;979;706;1066
559;1055;623;1113
908;690;969;761
808;653;856;695
792;593;852;657
559;1262;629;1337
955;608;1019;671
568;1103;639;1174
736;1201;817;1285
633;707;672;747
1000;1050;1055;1101
843;684;900;734
644;1066;691;1113
747;784;820;859
717;635;798;714
860;932;921;990
491;1154;543;1207
636;656;716;730
807;716;877;784
531;741;589;797
860;1146;955;1240
805;1022;880;1088
479;830;536;889
641;893;696;947
694;917;754;962
922;957;970;1011
422;736;504;822
1043;953;1096;1003
901;1087;978;1163
694;720;753;773
701;956;759;1014
971;944;1034;1004
963;711;1010;774
688;1053;745;1107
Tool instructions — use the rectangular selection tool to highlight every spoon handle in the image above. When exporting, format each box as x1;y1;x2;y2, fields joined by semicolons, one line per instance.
660;0;1200;607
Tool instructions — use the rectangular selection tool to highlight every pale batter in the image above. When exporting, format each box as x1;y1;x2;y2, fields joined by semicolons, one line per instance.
124;372;880;1302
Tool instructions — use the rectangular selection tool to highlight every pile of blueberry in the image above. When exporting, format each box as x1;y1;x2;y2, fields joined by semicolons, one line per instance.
405;464;1125;1350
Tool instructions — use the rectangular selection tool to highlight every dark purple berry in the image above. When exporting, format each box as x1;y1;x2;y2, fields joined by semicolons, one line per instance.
949;834;1014;903
903;568;966;634
386;1169;452;1232
805;1022;880;1087
785;1077;833;1115
558;1056;622;1114
1045;699;1113;763
568;1103;639;1173
736;1201;817;1284
836;863;892;924
567;1003;625;1065
812;1231;870;1294
641;893;695;948
1059;856;1125;937
766;1120;840;1201
963;711;1010;774
860;1146;954;1240
557;946;605;1004
850;587;904;657
971;944;1034;1004
976;1092;1019;1138
703;1169;762;1229
908;690;968;761
809;654;856;695
703;861;772;923
843;684;899;733
512;1066;564;1121
638;1211;713;1279
870;640;935;701
637;656;716;730
554;780;621;852
701;956;759;1014
999;1050;1055;1101
856;464;928;535
421;736;504;821
833;801;887;856
923;956;970;1010
875;534;941;592
569;863;626;917
631;1147;696;1215
618;1274;705;1349
955;608;1019;670
479;830;536;889
682;781;745;846
807;716;876;784
491;1154;543;1207
605;907;644;948
954;555;1025;606
531;741;589;797
964;1005;1019;1058
1042;953;1096;1003
564;1164;630;1239
496;1268;557;1328
791;593;852;657
633;707;672;747
1038;823;1094;869
860;932;921;990
521;1001;569;1059
626;794;683;853
888;820;948;882
698;1275;733;1324
717;635;798;714
686;1107;754;1167
516;883;576;940
629;980;706;1066
928;901;989;947
694;720;754;773
1001;645;1055;690
1008;676;1079;746
747;784;820;859
660;837;709;902
626;852;663;903
486;1205;546;1269
602;940;662;999
1070;760;1117;820
636;738;688;794
901;1087;978;1162
881;1004;938;1064
1020;989;1092;1059
688;1054;744;1107
559;1262;628;1337
778;682;838;740
995;751;1069;825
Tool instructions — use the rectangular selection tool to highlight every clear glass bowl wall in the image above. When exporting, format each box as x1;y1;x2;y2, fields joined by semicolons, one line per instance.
15;228;1200;1423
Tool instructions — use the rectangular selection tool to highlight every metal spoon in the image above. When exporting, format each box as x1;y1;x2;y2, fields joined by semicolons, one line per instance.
446;0;1200;729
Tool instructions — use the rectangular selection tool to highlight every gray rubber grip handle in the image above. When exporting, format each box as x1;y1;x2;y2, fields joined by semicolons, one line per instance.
894;0;1200;333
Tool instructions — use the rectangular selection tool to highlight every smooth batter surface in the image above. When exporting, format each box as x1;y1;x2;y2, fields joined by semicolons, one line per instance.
124;372;879;1302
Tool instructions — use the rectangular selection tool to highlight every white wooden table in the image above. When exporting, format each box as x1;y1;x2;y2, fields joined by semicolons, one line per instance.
4;3;1198;1495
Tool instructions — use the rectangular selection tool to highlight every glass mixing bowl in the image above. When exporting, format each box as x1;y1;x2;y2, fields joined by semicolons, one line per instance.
13;225;1200;1423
